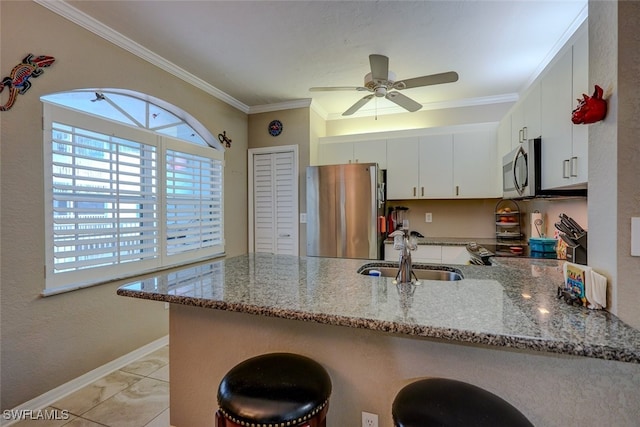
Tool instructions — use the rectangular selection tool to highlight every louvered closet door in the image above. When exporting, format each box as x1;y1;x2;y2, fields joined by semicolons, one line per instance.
253;151;296;255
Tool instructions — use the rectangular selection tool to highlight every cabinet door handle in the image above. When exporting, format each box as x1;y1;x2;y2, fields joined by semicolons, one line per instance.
563;159;571;178
519;129;524;143
570;156;578;177
413;187;416;197
456;185;459;196
421;187;424;197
522;126;527;141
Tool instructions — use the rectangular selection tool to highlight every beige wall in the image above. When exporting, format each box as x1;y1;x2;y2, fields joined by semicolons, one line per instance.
0;1;248;409
325;102;513;137
170;305;640;427
589;0;640;329
248;108;311;255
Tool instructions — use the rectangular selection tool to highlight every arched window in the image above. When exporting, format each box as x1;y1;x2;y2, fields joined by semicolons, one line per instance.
41;89;224;295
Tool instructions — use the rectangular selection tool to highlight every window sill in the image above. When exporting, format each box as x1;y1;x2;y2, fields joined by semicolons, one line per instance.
41;252;226;297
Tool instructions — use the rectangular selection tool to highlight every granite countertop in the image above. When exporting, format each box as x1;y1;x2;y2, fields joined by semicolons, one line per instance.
117;253;640;364
383;236;528;247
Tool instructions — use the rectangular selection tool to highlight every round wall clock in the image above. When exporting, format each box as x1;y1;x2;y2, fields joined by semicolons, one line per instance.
268;120;283;137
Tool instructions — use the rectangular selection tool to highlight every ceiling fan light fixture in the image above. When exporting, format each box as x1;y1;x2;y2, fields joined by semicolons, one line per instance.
311;54;458;116
374;87;387;97
364;71;396;90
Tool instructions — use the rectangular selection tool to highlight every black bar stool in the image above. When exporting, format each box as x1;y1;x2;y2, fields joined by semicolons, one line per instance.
392;378;533;427
216;352;332;427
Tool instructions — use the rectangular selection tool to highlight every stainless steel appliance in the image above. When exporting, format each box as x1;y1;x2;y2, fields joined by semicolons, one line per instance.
307;163;385;259
502;138;587;199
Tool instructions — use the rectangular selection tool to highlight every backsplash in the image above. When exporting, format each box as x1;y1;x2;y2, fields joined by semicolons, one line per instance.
386;198;588;241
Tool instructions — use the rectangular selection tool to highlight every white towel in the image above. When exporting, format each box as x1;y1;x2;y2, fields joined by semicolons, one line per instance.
588;271;607;310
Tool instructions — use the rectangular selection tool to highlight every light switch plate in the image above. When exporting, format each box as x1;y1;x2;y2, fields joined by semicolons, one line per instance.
300;213;307;224
425;213;432;223
631;217;640;256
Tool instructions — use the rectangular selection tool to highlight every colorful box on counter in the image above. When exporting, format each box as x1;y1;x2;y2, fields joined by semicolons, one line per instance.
559;262;607;310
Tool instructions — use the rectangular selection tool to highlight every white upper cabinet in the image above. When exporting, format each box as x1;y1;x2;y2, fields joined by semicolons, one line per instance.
503;82;542;155
453;130;499;198
418;134;454;198
497;115;512;159
354;139;387;168
570;28;589;185
386;137;421;199
386;135;453;199
541;27;588;190
318;142;354;165
317;139;387;168
386;126;499;200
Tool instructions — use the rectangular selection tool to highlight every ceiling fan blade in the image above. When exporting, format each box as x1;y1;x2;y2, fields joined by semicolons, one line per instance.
309;86;369;92
369;54;389;82
394;71;459;90
385;91;422;112
342;94;374;116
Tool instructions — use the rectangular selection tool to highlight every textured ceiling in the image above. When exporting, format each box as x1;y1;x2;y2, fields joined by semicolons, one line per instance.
57;0;587;118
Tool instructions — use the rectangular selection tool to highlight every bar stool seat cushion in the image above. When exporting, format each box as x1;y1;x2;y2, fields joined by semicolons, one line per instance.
392;378;533;427
217;353;331;426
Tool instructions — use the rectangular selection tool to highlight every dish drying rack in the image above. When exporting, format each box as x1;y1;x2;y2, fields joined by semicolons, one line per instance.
495;200;524;255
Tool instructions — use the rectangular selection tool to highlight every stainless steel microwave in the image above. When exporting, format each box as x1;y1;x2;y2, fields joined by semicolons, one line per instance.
502;138;587;199
502;138;539;199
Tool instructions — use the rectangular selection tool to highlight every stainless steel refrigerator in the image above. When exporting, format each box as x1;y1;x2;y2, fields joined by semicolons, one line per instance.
306;163;385;259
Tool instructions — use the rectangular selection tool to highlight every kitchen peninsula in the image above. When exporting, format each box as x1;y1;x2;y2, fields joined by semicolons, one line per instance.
117;254;640;427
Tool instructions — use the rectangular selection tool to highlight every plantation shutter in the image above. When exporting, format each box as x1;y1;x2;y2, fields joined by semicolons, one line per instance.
43;103;224;294
47;120;160;289
254;153;276;253
274;151;296;255
165;146;224;257
253;151;296;255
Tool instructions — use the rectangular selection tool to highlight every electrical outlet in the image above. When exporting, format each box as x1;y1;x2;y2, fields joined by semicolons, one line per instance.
362;411;378;427
425;212;432;223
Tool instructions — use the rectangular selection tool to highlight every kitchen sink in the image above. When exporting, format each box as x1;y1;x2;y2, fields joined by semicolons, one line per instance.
357;263;463;281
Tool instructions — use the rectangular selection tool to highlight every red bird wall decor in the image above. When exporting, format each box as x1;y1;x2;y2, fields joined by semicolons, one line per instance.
572;84;607;124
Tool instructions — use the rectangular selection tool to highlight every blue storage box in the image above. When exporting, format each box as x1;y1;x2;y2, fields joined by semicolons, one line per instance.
529;237;557;253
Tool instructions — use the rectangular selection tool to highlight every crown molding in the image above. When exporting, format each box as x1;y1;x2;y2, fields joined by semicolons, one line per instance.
248;98;312;115
34;0;250;113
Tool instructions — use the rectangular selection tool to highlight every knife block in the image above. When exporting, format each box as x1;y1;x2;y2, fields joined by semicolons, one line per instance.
565;233;588;265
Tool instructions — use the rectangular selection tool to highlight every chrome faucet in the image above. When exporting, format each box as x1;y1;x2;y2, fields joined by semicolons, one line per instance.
389;229;418;284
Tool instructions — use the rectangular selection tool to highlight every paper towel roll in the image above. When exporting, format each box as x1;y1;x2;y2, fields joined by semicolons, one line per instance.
531;212;544;237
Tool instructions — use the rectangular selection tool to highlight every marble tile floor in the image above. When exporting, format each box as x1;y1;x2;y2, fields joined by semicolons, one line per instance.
13;346;170;427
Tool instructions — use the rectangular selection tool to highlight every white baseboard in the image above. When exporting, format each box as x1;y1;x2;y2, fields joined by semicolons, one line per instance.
1;335;169;427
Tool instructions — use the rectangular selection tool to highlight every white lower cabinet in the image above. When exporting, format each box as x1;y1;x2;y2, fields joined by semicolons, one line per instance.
412;245;442;264
384;244;469;265
441;246;471;265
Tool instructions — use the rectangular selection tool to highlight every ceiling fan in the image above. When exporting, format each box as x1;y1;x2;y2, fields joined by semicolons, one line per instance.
310;54;459;116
